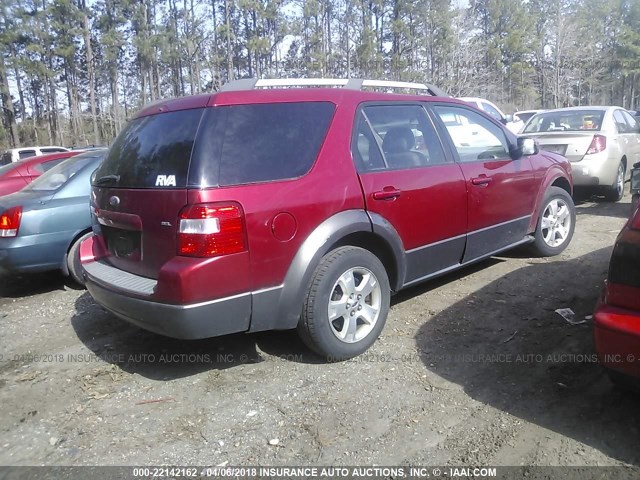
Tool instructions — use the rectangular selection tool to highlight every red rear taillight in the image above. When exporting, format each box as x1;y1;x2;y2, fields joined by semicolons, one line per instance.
586;134;606;155
0;206;22;237
177;203;246;257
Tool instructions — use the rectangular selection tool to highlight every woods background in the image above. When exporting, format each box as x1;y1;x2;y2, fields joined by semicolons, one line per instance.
0;0;639;149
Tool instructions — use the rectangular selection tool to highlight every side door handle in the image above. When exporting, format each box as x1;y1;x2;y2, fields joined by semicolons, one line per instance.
471;175;492;186
372;187;402;200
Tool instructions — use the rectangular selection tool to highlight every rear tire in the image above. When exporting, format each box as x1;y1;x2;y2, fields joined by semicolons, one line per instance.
530;186;576;257
66;232;92;287
298;246;390;361
604;162;625;202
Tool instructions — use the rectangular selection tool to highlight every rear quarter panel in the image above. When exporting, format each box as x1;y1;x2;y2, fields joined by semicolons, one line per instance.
189;101;365;293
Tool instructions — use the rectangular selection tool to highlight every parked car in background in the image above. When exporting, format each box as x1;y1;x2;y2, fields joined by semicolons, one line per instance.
0;149;107;285
0;146;69;165
514;109;546;125
520;106;640;201
0;151;82;197
594;199;640;389
80;78;574;360
458;97;524;133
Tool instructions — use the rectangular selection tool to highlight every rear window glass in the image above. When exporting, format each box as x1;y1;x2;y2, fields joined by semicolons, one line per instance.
1;152;11;165
522;110;605;133
32;158;67;174
93;108;204;188
26;154;98;192
190;102;335;187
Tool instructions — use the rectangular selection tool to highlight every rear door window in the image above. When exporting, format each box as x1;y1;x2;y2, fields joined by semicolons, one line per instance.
190;102;335;186
614;110;630;134
94;108;205;188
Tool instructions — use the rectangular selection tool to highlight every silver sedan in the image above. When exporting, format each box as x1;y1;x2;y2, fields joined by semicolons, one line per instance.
520;106;640;201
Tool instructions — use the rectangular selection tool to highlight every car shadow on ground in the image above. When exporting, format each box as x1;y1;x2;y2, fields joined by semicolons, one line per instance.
0;271;69;298
416;246;640;465
573;192;633;220
69;292;324;380
70;258;507;381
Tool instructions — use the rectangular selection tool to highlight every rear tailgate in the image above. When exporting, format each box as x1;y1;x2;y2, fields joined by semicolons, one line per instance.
91;107;204;279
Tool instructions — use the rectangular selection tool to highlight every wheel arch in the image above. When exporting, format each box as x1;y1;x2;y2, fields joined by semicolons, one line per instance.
528;169;574;233
248;209;406;333
60;227;93;276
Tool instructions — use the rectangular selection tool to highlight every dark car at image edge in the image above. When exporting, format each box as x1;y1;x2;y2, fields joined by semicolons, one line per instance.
80;78;575;360
594;163;640;387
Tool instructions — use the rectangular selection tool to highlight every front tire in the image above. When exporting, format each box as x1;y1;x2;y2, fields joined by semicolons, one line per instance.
604;162;625;202
531;186;576;256
298;246;391;361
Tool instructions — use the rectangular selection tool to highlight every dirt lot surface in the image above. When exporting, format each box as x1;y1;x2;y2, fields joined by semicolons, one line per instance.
1;194;639;471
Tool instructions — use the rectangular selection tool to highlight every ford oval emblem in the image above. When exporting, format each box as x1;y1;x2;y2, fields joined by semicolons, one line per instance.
109;196;120;207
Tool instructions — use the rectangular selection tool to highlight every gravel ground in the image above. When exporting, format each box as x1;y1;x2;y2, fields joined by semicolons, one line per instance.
1;193;639;470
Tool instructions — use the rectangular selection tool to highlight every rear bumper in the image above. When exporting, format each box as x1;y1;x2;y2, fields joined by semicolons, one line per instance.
571;152;620;187
0;234;67;274
594;298;640;379
84;262;251;340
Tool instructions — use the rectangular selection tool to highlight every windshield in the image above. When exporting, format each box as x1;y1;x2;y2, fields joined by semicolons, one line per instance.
25;152;105;192
523;110;605;133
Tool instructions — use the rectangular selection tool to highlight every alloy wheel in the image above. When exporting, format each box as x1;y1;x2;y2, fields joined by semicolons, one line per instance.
541;198;572;248
327;267;382;343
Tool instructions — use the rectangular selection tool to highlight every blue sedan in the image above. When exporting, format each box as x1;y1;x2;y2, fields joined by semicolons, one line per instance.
0;149;107;285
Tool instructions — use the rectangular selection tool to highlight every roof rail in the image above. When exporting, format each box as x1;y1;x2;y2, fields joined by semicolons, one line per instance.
219;78;448;96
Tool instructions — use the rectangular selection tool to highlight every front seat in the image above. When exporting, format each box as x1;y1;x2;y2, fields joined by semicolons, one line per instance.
382;127;425;168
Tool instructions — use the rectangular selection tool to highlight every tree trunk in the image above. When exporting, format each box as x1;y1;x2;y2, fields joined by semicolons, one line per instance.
82;10;100;145
224;0;233;81
0;52;19;147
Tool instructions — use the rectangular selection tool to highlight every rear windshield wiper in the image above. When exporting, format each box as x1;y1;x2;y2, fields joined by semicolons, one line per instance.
94;174;120;186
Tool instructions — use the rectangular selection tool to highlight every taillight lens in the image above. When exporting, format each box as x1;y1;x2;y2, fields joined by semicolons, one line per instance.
0;206;22;237
178;203;246;257
586;134;606;154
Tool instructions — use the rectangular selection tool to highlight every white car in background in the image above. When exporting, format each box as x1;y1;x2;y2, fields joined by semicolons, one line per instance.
0;146;70;165
458;97;524;134
515;109;546;125
520;106;640;201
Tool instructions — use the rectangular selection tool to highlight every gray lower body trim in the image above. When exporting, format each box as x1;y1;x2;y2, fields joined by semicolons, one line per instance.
463;215;531;263
86;280;251;339
404;235;466;284
249;284;287;332
402;235;533;289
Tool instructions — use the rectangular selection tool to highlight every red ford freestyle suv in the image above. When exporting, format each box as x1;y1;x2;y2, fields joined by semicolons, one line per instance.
81;78;575;360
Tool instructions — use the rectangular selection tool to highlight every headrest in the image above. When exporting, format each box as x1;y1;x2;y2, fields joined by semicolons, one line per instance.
383;127;415;153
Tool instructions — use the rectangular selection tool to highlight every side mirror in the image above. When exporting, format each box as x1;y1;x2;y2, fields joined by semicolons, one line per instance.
511;137;538;159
